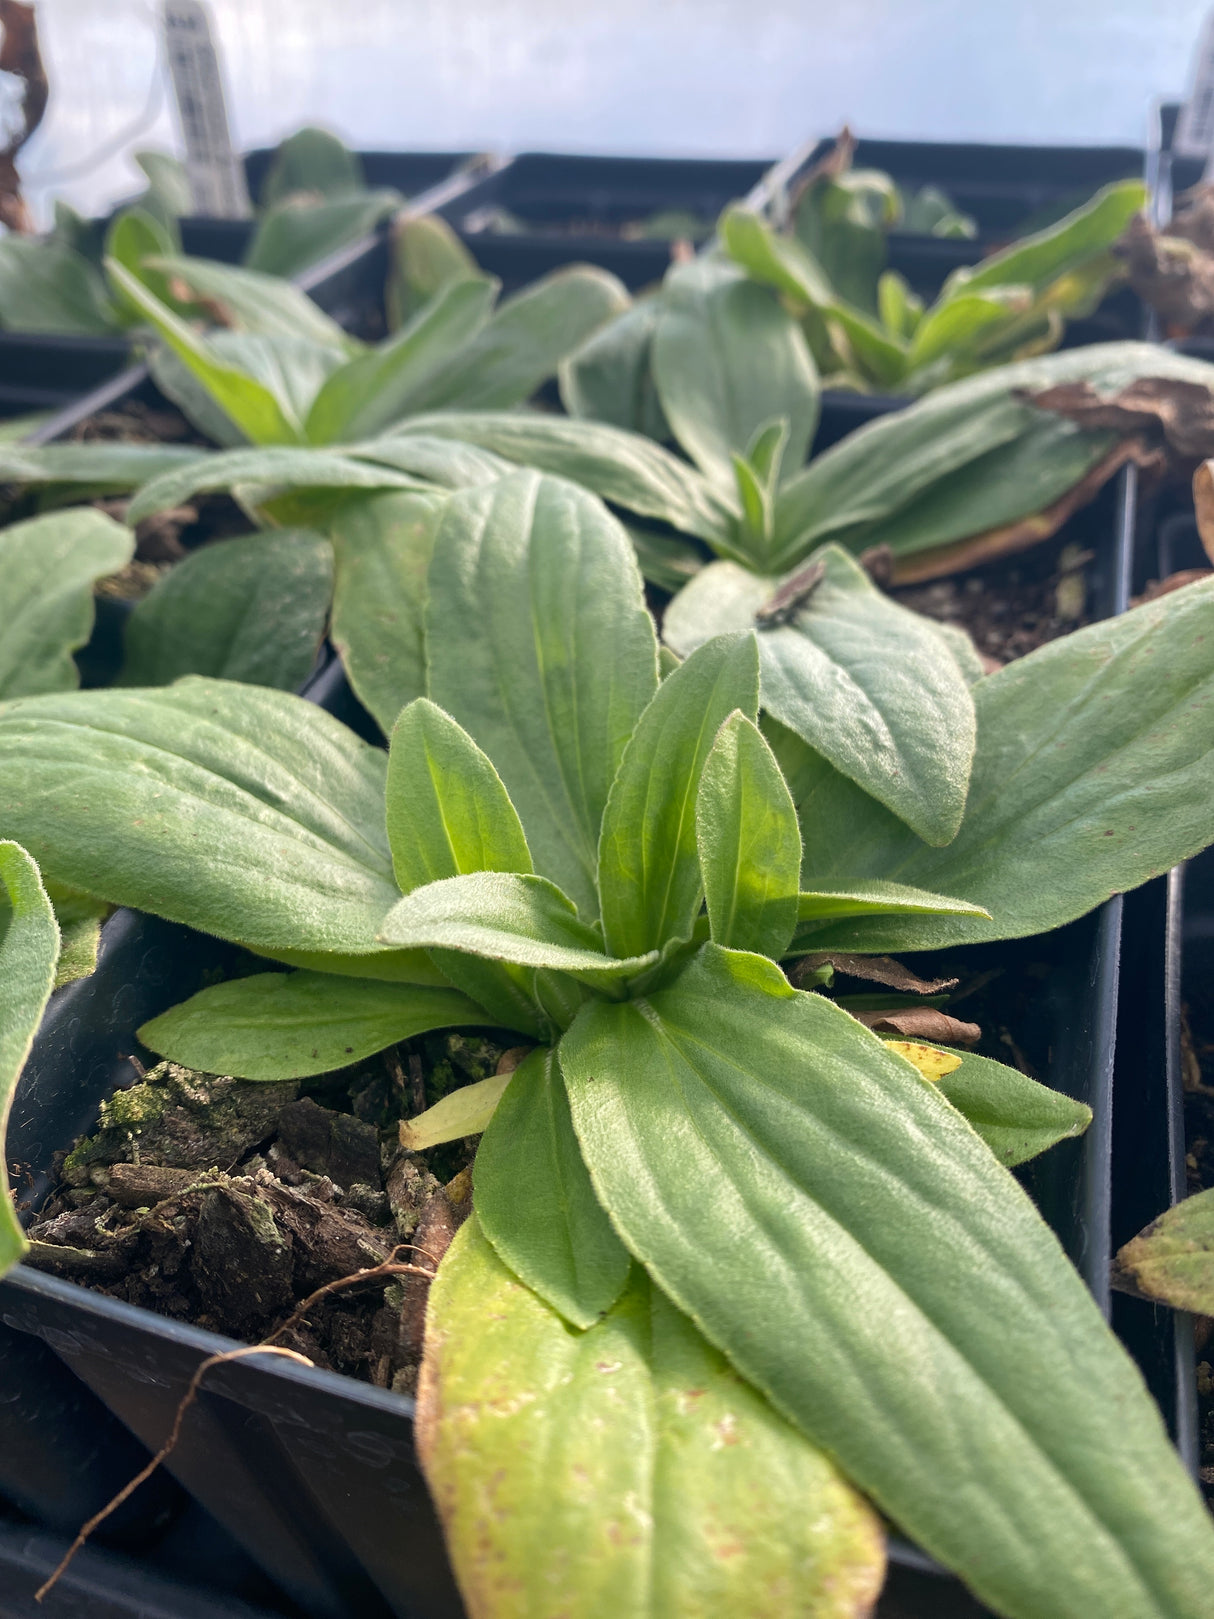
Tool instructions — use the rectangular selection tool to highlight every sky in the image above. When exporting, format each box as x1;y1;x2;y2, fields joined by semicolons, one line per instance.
12;0;1214;224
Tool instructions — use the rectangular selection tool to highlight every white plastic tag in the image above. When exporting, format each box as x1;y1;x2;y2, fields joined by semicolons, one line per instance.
161;0;251;218
1176;7;1214;162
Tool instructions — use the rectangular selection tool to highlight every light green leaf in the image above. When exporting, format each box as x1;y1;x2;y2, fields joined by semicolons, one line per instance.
135;150;192;218
695;711;800;959
139;971;487;1082
906;289;1029;373
146;254;355;349
951;180;1146;300
399;1071;514;1151
46;881;106;989
767;342;1214;569
652;258;819;487
929;1048;1093;1168
665;547;976;845
379;872;658;989
822;300;908;391
0;236;119;335
561;943;1214;1619
399;266;629;412
106;260;305;444
120;530;332;691
475;1046;631;1328
598;633;759;960
304;276;498;443
387;698;532;893
388;411;736;550
558;296;669;440
0;679;400;959
259;127;365;206
387;213;482;329
1112;1187;1214;1316
126;447;425;525
146;345;249;449
0;443;204;492
328;491;446;733
418;1217;886;1619
427;471;659;919
790;579;1214;949
244;189;400;278
719;205;837;310
105;209;179;313
792;879;990;927
348;433;512;489
877;270;922;341
0;509;133;699
253;944;450;986
0;842;60;1275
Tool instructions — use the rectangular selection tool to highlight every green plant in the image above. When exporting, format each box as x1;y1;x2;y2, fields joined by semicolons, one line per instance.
723;170;1145;394
3;469;1214;1614
0;129;405;336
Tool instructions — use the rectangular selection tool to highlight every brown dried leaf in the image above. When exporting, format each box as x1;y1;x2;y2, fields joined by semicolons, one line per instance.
1132;567;1214;605
1114;213;1214;330
1193;461;1214;565
0;2;46;234
1021;375;1214;460
797;953;959;995
890;438;1160;585
855;1007;982;1045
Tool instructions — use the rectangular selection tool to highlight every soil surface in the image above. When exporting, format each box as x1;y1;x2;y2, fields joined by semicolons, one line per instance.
24;1031;513;1392
23;945;1075;1388
890;531;1093;664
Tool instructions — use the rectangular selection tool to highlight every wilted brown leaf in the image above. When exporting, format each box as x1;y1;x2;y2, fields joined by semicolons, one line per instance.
795;953;958;995
855;1007;982;1045
1132;567;1214;605
1114;212;1214;331
1020;374;1214;459
1193;461;1214;565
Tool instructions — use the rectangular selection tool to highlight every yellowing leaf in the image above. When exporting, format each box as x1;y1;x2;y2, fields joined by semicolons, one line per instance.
399;1072;513;1151
882;1039;962;1080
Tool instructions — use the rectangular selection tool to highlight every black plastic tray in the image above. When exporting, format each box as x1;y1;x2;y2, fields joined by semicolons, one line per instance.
0;438;1143;1614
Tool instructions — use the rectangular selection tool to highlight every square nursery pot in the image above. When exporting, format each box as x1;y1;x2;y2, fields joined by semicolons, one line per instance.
0;158;488;426
0;456;1158;1617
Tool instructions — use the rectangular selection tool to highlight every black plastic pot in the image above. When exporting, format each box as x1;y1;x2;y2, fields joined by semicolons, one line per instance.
0;450;1144;1616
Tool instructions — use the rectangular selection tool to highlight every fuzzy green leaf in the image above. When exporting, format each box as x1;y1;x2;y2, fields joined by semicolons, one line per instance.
0;679;400;959
561;943;1214;1618
790;580;1214;949
0;442;204;493
418;1217;886;1619
328;491;446;732
121;530;332;691
379;872;658;989
598;633;760;960
244;190;400;278
930;1049;1093;1168
139;971;488;1081
475;1046;631;1328
0;236;119;335
0;509;133;699
386;698;532;893
427;471;659;919
652;258;819;486
558;296;669;439
304;276;498;443
1113;1187;1214;1315
146;254;355;349
0;843;60;1274
695;711;800;959
665;546;976;845
126;447;425;525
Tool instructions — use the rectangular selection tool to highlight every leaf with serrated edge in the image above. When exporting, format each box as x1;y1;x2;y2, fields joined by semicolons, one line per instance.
418;1217;886;1619
0;843;60;1274
0;679;400;959
696;711;800;959
0;509;132;700
475;1047;630;1328
121;530;331;692
666;546;976;846
427;471;658;920
598;633;760;960
379;872;658;989
329;491;446;734
787;580;1214;950
560;942;1214;1618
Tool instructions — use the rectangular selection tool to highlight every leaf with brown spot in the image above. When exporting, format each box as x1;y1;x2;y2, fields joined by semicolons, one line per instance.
1020;375;1214;459
417;1216;886;1618
1112;1186;1214;1315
